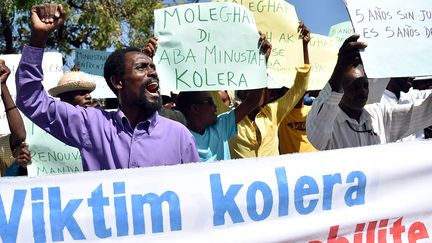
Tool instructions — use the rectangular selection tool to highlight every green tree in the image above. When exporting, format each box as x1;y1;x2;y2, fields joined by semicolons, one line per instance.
0;0;163;55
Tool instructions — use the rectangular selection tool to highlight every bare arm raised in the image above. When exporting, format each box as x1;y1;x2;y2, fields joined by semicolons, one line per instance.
0;60;25;152
298;20;310;65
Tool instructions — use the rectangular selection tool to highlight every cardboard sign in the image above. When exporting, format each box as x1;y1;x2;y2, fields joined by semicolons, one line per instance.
345;0;432;78
154;2;268;92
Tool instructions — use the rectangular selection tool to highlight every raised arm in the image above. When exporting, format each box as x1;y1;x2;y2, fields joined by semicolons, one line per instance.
29;4;66;48
233;31;271;123
234;88;264;123
258;31;272;63
0;60;26;151
328;35;367;92
142;37;158;58
306;35;367;150
16;4;89;148
298;21;310;65
268;21;311;125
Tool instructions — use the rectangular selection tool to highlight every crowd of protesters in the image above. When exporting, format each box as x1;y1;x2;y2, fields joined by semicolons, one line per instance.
1;3;432;176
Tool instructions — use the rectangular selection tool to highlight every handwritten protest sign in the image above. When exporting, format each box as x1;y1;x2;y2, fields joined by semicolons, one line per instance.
75;49;109;76
329;21;354;46
215;0;303;88
24;117;83;177
345;0;432;78
154;2;267;92
308;34;338;90
0;53;63;134
74;49;116;98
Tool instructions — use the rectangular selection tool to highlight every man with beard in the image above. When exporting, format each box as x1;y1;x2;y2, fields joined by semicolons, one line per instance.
15;4;199;171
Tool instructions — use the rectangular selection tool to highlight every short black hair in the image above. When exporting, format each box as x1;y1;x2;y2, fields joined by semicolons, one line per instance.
103;47;142;97
162;95;173;105
176;91;203;117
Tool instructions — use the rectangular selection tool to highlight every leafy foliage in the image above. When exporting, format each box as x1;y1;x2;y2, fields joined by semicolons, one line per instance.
0;0;163;55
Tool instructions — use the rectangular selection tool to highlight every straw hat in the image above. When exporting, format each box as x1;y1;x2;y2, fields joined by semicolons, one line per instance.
48;71;96;97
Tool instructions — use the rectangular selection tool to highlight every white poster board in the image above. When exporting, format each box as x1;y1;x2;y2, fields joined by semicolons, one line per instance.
24;117;83;177
154;3;267;92
0;53;63;134
344;0;432;78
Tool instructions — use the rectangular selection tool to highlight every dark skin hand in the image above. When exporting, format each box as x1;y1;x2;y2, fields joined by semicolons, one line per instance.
13;142;32;167
29;4;66;48
142;37;158;58
258;31;272;63
329;34;367;93
298;20;310;65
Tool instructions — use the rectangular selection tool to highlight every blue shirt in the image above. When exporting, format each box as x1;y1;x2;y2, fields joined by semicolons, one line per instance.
190;109;237;162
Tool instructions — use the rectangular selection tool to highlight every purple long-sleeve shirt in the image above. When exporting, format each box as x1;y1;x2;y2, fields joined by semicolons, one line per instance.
16;46;199;171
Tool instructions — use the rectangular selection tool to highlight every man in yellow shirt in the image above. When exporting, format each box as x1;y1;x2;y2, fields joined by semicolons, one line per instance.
230;22;311;158
278;92;317;154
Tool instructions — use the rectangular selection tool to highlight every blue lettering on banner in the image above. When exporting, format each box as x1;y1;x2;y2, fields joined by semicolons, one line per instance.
131;191;182;234
295;176;319;214
0;168;366;241
276;167;289;217
0;190;26;243
210;174;245;226
113;182;128;237
87;184;111;238
322;174;343;210
32;188;46;243
210;167;367;226
247;181;273;221
345;171;367;206
0;181;182;242
49;187;86;241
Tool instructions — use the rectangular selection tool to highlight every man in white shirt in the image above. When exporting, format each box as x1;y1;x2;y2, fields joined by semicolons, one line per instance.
306;35;432;150
381;77;432;141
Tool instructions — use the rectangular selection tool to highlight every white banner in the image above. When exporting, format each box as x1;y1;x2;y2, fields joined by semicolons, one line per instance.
344;0;432;78
1;140;432;242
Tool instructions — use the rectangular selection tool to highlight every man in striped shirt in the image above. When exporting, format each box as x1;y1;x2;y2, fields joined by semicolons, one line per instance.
306;35;432;150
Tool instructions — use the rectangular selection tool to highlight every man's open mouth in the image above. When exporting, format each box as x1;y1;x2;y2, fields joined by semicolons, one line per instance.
146;81;159;94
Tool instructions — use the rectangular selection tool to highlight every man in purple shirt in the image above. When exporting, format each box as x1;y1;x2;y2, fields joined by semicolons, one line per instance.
15;4;199;171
